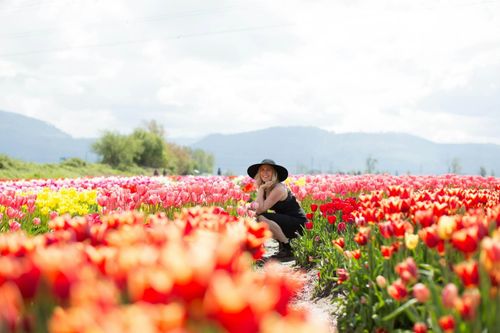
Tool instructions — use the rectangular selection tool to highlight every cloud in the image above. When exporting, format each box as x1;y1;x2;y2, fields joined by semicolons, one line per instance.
0;0;499;144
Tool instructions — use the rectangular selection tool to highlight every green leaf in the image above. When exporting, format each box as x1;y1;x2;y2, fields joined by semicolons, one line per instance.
382;298;418;321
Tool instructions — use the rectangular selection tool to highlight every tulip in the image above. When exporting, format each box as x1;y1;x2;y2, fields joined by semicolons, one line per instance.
437;215;457;240
332;237;345;250
413;322;427;333
451;226;479;255
405;232;419;250
455;288;480;320
376;275;387;288
438;315;455;332
442;283;459;308
454;260;479;287
336;268;349;284
388;279;407;301
8;220;21;231
395;257;418;284
413;283;430;303
381;245;394;259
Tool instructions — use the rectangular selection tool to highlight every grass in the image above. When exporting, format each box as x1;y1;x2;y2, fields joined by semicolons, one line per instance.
0;155;154;180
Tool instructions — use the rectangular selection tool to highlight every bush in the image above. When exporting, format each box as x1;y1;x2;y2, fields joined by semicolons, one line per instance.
61;158;87;168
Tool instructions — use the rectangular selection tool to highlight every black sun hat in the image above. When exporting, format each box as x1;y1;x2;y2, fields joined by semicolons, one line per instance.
247;159;288;182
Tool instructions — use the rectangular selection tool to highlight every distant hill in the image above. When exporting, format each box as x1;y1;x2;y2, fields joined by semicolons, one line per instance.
0;110;97;163
191;126;500;176
2;111;499;176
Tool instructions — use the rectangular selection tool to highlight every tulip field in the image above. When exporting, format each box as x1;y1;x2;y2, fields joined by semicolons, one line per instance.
0;174;499;332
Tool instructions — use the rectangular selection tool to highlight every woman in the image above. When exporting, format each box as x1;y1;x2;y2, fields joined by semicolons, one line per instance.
247;159;307;258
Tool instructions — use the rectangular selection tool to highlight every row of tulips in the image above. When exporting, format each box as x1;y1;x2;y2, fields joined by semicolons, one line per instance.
0;176;250;234
0;206;328;333
2;174;500;236
294;185;500;332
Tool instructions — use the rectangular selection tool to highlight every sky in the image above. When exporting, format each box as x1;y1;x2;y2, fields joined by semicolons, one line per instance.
1;0;499;144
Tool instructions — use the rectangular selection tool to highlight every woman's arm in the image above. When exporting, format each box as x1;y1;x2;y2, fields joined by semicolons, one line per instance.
255;183;287;215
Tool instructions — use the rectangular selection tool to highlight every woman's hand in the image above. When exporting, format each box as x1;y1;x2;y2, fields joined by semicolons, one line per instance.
259;181;273;191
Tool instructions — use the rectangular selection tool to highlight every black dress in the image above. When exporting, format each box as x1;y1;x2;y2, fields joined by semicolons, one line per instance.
260;187;307;239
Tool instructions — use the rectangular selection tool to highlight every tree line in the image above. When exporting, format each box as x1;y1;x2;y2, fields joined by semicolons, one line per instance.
92;121;214;175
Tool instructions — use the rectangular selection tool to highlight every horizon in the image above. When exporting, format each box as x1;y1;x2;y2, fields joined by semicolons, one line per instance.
4;108;500;147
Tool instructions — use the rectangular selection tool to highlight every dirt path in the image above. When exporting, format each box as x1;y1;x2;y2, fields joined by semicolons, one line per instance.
258;240;339;333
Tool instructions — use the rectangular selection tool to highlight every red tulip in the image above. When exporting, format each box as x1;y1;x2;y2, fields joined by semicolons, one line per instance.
380;245;394;259
454;260;479;287
354;228;370;246
438;315;455;332
388;279;407;301
336;268;349;284
378;221;394;239
413;209;434;228
395;257;418;284
413;322;427;333
305;221;313;230
332;237;345;250
327;215;336;225
451;226;479;255
455;288;480;321
419;225;440;248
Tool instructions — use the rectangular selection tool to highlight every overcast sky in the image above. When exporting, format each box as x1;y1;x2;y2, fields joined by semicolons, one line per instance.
1;0;499;144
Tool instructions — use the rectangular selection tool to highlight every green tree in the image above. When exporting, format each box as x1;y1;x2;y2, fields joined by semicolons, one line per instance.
169;144;194;175
132;128;167;168
190;148;214;174
92;131;141;169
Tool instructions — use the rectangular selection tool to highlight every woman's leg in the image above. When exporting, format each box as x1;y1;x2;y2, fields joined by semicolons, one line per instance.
257;215;289;243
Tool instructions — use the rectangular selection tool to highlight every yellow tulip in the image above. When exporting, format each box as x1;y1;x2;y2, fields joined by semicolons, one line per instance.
405;232;419;250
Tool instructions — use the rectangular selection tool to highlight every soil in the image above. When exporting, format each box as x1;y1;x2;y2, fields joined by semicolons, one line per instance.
257;239;339;333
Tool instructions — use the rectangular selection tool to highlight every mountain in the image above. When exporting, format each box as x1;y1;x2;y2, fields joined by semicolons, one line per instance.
0;110;97;163
191;126;500;176
2;111;499;176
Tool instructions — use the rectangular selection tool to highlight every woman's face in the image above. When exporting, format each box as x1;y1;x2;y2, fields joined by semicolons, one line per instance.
259;164;274;182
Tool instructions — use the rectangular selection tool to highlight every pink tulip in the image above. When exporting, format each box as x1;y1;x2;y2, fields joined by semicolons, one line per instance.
8;220;21;231
413;283;430;303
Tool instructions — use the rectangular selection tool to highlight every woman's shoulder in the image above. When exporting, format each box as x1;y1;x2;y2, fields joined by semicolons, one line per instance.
272;182;288;197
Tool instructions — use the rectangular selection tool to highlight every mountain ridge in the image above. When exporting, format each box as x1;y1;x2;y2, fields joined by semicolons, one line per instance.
0;110;97;163
1;110;499;176
191;126;500;176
